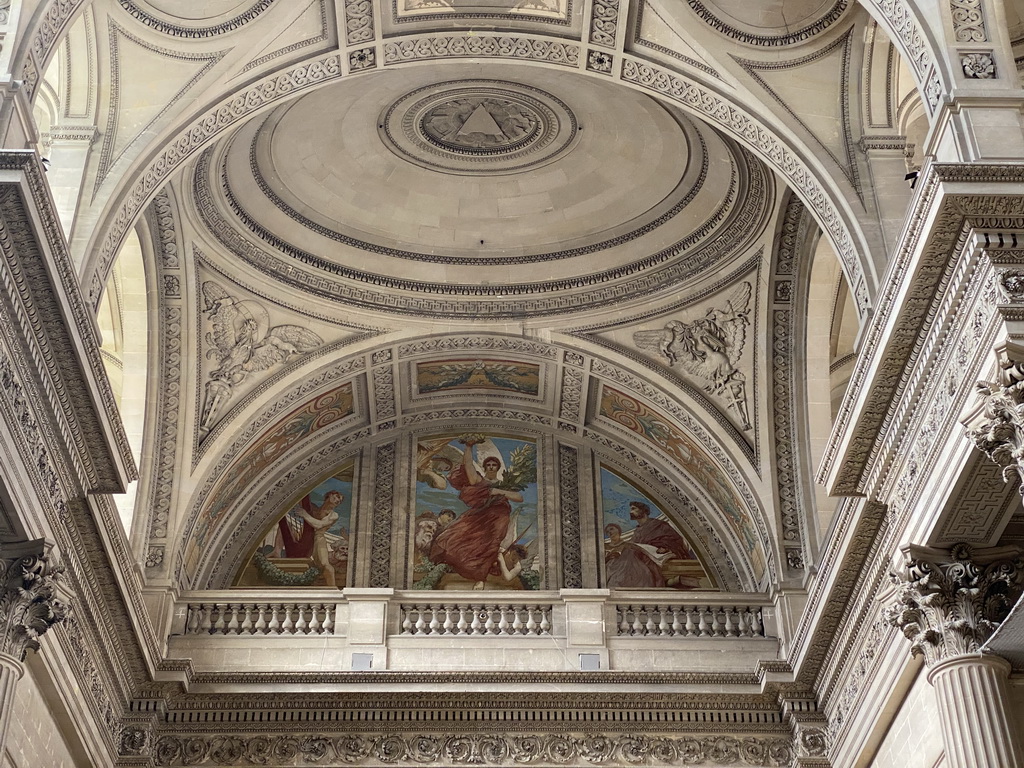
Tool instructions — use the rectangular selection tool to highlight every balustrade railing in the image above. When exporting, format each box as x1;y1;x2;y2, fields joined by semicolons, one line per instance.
398;603;553;636
614;603;764;638
184;602;338;636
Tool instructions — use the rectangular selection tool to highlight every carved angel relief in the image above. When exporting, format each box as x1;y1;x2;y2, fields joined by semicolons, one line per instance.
633;282;752;430
199;282;323;437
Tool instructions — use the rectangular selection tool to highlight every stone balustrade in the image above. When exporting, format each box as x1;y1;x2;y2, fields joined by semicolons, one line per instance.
399;601;555;636
614;603;765;638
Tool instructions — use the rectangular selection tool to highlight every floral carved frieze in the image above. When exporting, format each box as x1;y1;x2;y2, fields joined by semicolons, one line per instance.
884;543;1024;666
0;541;69;661
151;732;796;767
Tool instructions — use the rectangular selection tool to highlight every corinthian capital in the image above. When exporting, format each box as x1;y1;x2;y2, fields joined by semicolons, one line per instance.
884;544;1024;666
0;540;69;661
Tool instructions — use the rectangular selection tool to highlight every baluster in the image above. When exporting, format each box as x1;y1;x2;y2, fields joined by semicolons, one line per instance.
498;606;510;635
253;605;268;634
631;605;645;636
442;605;454;635
456;606;469;635
428;605;440;635
684;607;696;637
295;604;309;634
724;607;736;637
240;604;254;634
187;605;203;634
539;606;551;635
210;604;224;634
225;605;240;635
618;606;630;635
401;606;413;635
511;606;524;635
267;605;281;634
710;607;723;637
281;604;295;634
322;604;336;635
415;606;427;635
750;607;763;637
657;606;669;636
308;604;321;634
484;606;496;634
698;607;710;637
670;607;682;636
470;608;483;635
735;607;750;637
644;606;657;636
525;607;538;635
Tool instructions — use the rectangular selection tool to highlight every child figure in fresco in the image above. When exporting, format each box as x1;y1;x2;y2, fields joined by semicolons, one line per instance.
293;490;342;587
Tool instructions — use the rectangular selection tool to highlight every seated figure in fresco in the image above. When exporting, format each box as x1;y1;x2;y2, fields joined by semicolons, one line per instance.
277;490;342;587
429;440;523;589
495;544;540;590
604;501;695;589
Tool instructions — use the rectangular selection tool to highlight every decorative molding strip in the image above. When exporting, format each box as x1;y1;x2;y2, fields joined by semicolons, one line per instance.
864;0;932;77
343;0;374;44
686;0;848;47
950;0;987;42
382;35;580;67
150;732;795;766
115;0;277;38
589;0;619;48
558;444;583;588
368;443;397;588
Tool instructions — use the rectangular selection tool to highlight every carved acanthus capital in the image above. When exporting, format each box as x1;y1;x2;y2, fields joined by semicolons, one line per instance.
0;540;69;661
966;349;1024;494
884;544;1024;666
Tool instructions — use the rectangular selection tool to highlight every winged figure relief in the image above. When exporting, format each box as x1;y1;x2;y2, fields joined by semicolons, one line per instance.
199;282;323;437
634;282;752;430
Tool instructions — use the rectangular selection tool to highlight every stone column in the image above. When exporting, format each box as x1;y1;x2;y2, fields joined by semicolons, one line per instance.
885;544;1024;768
0;539;69;756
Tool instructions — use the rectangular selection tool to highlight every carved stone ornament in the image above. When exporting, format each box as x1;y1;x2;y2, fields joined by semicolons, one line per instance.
151;732;796;766
884;543;1024;666
961;52;995;79
0;541;69;661
997;268;1024;301
967;361;1024;493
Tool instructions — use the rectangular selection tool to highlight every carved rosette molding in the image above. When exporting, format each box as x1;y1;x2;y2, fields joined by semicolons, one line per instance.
150;732;796;767
0;541;69;661
884;544;1024;666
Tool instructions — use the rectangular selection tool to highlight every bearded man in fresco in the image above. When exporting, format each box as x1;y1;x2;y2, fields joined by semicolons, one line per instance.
605;501;693;589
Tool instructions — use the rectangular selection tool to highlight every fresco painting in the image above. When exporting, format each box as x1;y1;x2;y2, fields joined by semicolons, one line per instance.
415;359;540;396
601;467;714;590
412;433;540;590
599;386;765;580
235;465;354;588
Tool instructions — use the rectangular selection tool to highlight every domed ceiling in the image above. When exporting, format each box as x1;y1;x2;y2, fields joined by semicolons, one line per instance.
193;64;767;319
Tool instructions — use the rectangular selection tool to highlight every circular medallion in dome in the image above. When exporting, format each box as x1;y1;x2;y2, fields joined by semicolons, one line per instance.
380;81;578;175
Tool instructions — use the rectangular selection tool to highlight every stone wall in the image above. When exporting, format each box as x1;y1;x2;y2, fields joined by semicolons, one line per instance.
869;670;943;768
3;664;76;768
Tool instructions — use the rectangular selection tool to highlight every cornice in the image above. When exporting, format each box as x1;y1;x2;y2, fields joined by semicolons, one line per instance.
820;162;1024;496
0;150;135;493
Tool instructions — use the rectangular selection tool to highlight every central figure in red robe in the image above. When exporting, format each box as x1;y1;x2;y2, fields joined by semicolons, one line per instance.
429;439;523;589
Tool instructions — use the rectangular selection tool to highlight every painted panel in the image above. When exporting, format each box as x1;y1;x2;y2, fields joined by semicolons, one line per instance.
599;386;765;580
415;359;540;396
235;464;354;588
601;466;713;589
412;433;540;589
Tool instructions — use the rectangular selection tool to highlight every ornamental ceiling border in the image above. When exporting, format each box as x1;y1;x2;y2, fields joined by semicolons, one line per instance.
388;0;574;27
113;0;278;38
195;145;766;317
242;0;332;74
74;44;870;317
630;1;721;78
685;0;849;48
567;252;764;466
239;107;713;265
189;245;384;463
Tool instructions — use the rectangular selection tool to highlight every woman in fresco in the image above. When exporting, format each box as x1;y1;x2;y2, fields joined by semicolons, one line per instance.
429;438;523;589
